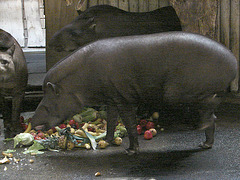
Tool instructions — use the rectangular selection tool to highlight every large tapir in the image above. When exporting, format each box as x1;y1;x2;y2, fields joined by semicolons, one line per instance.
32;32;237;154
48;5;182;52
0;29;28;137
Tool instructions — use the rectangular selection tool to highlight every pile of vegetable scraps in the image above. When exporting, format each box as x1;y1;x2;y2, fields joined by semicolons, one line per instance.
3;108;161;159
4;107;127;156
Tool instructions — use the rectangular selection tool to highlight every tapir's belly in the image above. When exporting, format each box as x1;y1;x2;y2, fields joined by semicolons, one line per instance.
105;58;232;105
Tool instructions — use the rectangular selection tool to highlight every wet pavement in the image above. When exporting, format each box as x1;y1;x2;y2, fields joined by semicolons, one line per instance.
0;105;240;180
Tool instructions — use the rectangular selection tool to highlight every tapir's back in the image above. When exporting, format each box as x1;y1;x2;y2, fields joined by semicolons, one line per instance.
85;32;237;103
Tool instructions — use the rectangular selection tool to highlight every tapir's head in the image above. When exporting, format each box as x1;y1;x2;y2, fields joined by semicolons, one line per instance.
48;15;97;52
0;44;16;80
31;81;82;130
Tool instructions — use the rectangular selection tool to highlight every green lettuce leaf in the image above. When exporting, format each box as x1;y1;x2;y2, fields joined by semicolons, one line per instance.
14;133;34;148
3;149;16;153
23;141;45;154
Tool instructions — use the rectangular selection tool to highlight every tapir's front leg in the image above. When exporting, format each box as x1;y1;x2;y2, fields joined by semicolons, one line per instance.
105;105;118;144
11;92;24;135
1;95;12;138
117;105;138;155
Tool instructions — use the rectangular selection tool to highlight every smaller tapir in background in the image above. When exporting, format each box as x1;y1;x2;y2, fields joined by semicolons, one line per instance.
0;29;28;137
48;5;182;52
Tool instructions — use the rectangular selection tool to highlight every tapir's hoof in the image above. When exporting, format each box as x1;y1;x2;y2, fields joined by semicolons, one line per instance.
199;142;213;149
125;148;139;156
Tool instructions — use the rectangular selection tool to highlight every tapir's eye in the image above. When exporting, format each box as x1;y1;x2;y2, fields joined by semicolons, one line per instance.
70;30;82;37
0;59;9;65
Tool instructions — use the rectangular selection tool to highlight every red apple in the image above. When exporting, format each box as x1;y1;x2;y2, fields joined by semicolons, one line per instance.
137;125;142;135
34;136;42;140
59;124;67;129
30;132;37;137
139;119;147;128
146;121;155;130
68;119;76;126
75;122;80;129
38;132;45;138
144;130;153;140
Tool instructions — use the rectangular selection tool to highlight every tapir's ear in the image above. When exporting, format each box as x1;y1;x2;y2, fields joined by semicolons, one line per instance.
86;17;96;31
47;82;60;96
89;23;96;31
6;43;15;56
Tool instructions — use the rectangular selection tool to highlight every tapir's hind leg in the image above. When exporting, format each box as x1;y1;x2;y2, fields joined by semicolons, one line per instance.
198;95;219;149
164;82;219;149
199;112;216;149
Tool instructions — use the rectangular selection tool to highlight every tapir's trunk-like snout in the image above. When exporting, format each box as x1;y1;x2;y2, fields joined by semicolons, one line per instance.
31;112;56;131
32;102;64;131
31;102;50;130
31;112;47;130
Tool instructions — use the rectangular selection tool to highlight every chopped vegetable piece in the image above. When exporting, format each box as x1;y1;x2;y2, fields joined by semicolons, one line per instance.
2;152;13;158
0;156;10;164
3;149;16;153
67;141;75;150
95;172;101;177
114;137;122;145
13;157;20;163
152;112;159;119
98;140;109;149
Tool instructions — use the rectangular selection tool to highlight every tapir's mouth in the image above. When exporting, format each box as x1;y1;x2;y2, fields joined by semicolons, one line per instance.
34;125;45;131
32;121;50;131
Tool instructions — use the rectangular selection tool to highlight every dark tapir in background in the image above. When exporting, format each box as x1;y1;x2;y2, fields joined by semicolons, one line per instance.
0;29;28;137
32;32;237;154
48;5;182;52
